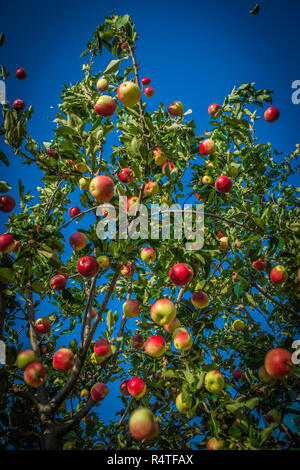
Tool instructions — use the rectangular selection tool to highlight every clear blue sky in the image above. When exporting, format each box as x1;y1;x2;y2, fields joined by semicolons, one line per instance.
1;0;299;446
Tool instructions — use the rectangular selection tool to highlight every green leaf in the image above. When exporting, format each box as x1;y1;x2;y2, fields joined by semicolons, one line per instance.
0;181;11;193
0;32;5;46
0;151;9;167
104;58;123;74
115;15;130;30
0;267;15;284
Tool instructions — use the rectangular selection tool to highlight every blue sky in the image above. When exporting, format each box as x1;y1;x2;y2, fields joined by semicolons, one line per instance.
1;0;300;447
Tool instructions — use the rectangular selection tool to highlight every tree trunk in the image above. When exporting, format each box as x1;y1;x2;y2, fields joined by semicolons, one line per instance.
41;428;58;450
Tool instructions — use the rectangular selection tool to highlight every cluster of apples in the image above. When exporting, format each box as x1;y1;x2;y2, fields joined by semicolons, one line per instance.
12;68;27;112
141;76;154;98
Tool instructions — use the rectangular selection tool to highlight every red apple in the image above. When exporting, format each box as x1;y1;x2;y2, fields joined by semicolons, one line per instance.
131;334;144;349
163;317;181;334
77;256;99;278
69;232;87;250
94;96;116;117
208;103;221;117
89;175;114;202
144;87;154;97
253;259;267;271
144;335;166;357
141;77;151;86
0;233;15;253
150;298;176;325
35;317;51;334
46;149;56;158
120;380;130;395
169;263;194;286
127;377;146;398
118;81;141;107
121;264;134;277
13;99;25;111
162;161;176;175
129;407;158;441
16;68;27;79
233;369;243;381
17;350;37;369
0;195;16;213
121;42;127;49
50;274;67;290
96;77;109;92
68;206;81;218
199;139;215;156
153;147;167;166
119;168;134;183
264;107;279;123
264;348;293;379
191;291;209;309
206;437;224;450
144;181;158;196
140;246;156;263
53;348;75;371
168;101;184;116
215;175;233;193
123;299;141;318
270;265;288;284
217;231;224;239
202;175;213;185
94;338;111;357
91;382;109;401
24;362;47;388
173;331;193;351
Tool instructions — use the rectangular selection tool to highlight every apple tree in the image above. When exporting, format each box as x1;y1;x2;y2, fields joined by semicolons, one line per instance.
0;14;299;451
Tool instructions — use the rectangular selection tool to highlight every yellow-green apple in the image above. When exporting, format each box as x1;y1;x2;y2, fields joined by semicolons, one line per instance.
202;175;213;185
144;181;158;196
228;165;239;177
169;263;194;286
16;68;27;79
175;393;192;413
270;265;288;284
94;95;116;116
53;348;75;371
35;317;51;334
264;348;293;379
219;236;228;250
258;365;276;384
208;103;221;117
123;299;141;318
173;331;193;351
50;274;67;291
91;382;109;401
141;77;151;86
253;259;267;271
119;168;134;183
265;409;281;424
94;338;111;357
89;175;114;202
191;291;209;309
162;161;176;175
74;162;88;173
13;99;25;111
117;81;141;107
264;106;279;123
204;370;225;393
163;316;181;334
131;334;144;349
127;377;146;398
129;407;158;441
172;327;188;339
96;77;108;92
125;196;139;212
77;256;99;278
144;87;154;97
0;233;15;253
200;139;215;156
62;441;74;450
140;246;156;262
0;195;16;213
144;335;166;357
168;101;184;116
17;350;37;369
232;319;246;331
69;232;87;251
91;352;108;365
233;369;243;381
206;437;224;450
97;255;109;268
24;362;47;387
153;147;167;165
215;175;233;193
68;206;81;217
120;380;130;395
121;264;134;277
80;388;89;398
150;298;176;326
78;177;90;190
